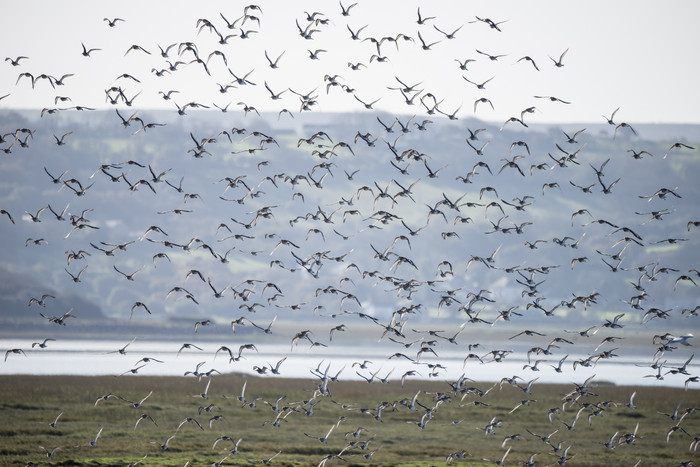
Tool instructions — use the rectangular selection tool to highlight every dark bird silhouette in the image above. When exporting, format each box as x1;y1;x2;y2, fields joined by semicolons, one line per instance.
113;265;144;281
549;47;569;67
663;142;695;159
433;24;463;39
104;17;125;27
516;55;539;71
602;107;620;125
416;7;436;25
417;31;441;50
1;209;15;224
534;95;571;104
476;49;507;61
614;122;637;139
81;43;101;57
5;56;29;66
65;265;88;282
28;295;55;307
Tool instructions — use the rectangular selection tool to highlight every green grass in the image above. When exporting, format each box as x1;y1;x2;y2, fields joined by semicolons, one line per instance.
0;374;698;466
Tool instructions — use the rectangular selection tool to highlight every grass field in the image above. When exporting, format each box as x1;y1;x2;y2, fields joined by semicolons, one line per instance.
1;374;698;466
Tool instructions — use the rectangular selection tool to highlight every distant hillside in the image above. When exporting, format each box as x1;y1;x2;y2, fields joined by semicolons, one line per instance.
0;109;698;338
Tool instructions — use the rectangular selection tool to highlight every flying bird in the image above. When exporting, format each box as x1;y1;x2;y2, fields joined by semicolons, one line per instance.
549;47;569;67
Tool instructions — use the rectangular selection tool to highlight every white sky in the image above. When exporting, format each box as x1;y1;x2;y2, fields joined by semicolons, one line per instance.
1;0;699;124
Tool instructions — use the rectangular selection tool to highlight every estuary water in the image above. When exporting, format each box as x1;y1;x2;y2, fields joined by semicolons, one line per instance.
1;338;693;388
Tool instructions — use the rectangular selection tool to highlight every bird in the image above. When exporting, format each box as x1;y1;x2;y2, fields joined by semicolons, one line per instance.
104;17;125;27
598;175;621;194
113;265;144;281
257;451;282;465
488;446;511;466
614;122;637;138
25;205;49;222
0;209;15;224
177;417;204;431
124;44;151;56
267;357;287;375
158;435;175;451
304;424;335;443
64;265;88;282
53;131;73;146
437;104;462;120
549;355;568;373
602;107;620;125
307;49;327;60
48;411;63;429
463;75;494;90
39;446;63;458
667;334;694;346
125;391;153;409
177;343;204;357
474;97;494;113
251;315;277;334
516;55;539;71
76;427;103;448
189;378;212;399
32;338;56;349
134;413;157;429
28;294;56;307
339;1;358;16
417;31;441;50
433;24;463;39
6;56;29;66
563;128;587;144
663;142;695;158
354;94;381;109
534;95;571;104
416;7;436;25
81;43;101;57
109;337;136;355
549;47;569;67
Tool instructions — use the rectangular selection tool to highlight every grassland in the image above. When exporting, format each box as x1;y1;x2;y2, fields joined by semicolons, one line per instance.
1;374;698;466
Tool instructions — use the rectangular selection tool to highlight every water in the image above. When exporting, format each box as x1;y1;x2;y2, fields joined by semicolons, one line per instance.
1;338;693;388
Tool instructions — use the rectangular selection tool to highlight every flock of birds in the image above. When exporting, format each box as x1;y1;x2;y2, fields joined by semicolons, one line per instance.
1;2;699;466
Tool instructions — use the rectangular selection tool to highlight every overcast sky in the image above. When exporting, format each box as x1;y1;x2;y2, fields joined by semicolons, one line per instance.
1;0;699;124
